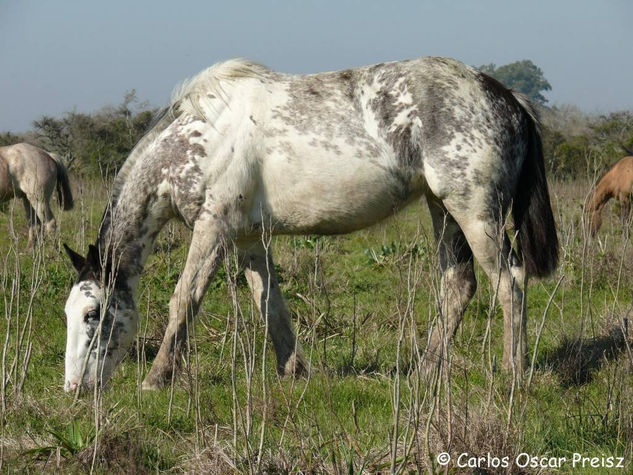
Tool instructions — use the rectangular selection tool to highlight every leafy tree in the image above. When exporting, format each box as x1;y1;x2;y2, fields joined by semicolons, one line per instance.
0;131;25;147
478;60;552;105
31;91;156;176
32;115;75;167
551;135;591;179
591;111;633;157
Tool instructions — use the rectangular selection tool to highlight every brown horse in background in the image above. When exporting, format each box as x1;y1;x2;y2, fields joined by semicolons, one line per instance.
0;143;74;247
587;155;633;236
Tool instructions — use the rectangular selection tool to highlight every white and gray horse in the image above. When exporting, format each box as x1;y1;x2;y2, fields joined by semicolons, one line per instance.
1;142;73;247
62;57;558;392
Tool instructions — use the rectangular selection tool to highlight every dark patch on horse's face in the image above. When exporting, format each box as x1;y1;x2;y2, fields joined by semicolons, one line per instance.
79;281;96;298
84;301;128;352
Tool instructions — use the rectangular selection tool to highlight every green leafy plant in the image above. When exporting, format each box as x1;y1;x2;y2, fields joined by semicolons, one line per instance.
23;420;95;460
364;241;426;265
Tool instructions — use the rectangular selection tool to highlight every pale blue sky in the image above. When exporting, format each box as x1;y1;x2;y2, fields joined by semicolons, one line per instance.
1;0;631;132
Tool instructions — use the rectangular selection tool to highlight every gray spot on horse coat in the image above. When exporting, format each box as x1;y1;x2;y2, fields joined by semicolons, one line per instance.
265;68;387;163
97;116;212;283
365;64;422;170
163;132;207;160
392;58;530;205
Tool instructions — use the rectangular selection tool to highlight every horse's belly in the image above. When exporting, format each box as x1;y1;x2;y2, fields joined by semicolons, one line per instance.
254;158;419;235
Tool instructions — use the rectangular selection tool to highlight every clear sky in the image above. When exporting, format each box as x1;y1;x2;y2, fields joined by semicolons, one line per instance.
1;0;631;132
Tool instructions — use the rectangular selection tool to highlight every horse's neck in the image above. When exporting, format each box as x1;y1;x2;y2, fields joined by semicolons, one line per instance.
97;177;171;292
589;179;613;212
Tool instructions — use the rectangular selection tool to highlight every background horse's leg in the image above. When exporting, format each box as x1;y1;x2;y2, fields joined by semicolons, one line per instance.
32;193;56;235
618;193;631;238
424;195;477;374
450;209;528;374
142;217;225;390
23;191;56;245
238;241;306;376
20;196;39;249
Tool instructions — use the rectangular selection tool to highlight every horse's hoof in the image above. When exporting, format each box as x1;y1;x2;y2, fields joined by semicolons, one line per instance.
141;379;161;391
283;351;309;377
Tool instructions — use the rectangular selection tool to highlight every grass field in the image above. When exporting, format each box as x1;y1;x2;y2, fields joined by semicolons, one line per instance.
0;175;632;473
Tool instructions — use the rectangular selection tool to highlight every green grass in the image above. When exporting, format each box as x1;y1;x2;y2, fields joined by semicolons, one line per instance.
0;177;632;473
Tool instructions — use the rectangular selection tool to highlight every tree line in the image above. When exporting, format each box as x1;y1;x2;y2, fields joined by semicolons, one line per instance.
0;91;156;178
1;61;632;181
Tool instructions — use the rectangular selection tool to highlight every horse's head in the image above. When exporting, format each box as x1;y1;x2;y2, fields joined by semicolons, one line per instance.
62;244;137;392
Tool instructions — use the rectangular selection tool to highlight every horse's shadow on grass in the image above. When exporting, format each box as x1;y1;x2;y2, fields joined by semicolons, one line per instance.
538;326;631;386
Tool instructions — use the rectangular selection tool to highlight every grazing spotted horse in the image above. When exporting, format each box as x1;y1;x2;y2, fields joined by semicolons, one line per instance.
62;57;558;392
0;143;73;248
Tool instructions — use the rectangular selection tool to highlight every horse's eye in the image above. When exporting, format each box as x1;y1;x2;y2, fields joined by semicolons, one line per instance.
85;309;99;323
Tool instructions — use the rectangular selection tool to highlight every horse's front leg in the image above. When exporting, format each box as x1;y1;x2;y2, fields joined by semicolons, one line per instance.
142;217;226;390
238;241;306;376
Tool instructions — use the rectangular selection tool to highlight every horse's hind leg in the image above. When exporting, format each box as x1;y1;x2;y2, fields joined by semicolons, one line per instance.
142;216;226;390
238;241;306;376
424;195;477;373
21;196;40;249
23;191;55;247
451;210;527;374
32;194;56;235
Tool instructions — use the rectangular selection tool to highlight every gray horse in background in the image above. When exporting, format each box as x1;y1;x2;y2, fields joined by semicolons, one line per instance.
0;143;74;247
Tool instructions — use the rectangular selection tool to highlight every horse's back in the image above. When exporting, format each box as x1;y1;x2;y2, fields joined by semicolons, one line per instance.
1;143;55;169
247;57;530;231
606;156;633;193
127;57;536;237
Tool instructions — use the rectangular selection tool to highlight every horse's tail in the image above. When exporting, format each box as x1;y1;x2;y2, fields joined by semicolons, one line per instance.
511;93;559;278
50;153;74;210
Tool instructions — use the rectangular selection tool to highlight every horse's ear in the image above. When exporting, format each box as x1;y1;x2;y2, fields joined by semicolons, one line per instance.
87;244;101;270
63;243;86;273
